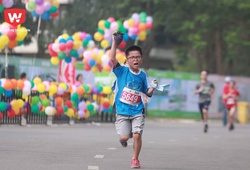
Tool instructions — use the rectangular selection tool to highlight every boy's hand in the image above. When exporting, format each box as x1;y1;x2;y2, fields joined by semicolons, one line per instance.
113;32;123;46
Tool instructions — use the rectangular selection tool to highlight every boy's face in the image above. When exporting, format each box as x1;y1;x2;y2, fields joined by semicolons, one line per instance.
126;50;143;71
200;71;207;80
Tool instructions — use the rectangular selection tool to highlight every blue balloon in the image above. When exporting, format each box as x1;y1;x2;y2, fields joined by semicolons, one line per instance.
32;11;39;17
41;11;50;20
65;57;72;63
4;90;12;97
0;32;2;36
85;35;92;41
88;59;96;67
67;37;74;42
123;33;129;41
61;114;68;119
131;34;137;40
59;38;66;43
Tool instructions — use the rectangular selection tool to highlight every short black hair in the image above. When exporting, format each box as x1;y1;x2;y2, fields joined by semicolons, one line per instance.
20;72;26;79
125;45;142;57
76;74;82;81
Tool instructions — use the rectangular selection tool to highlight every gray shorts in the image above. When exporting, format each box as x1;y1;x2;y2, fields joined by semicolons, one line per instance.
115;114;145;136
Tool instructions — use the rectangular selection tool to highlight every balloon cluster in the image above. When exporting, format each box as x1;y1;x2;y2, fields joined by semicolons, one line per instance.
82;48;126;72
0;23;28;50
0;0;14;12
48;32;94;65
0;99;24;119
94;17;127;49
25;0;60;20
123;12;153;41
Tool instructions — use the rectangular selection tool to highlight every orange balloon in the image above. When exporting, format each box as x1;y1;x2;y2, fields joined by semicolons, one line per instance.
8;40;18;49
138;23;146;31
11;79;17;89
76;87;85;96
83;58;89;65
17;79;24;90
40;94;47;100
103;65;111;72
3;80;13;90
55;97;63;105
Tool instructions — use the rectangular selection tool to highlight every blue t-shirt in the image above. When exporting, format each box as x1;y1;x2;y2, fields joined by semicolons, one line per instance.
113;64;149;116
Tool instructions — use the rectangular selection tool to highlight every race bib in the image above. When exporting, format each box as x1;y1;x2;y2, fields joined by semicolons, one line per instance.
120;87;141;106
227;97;234;105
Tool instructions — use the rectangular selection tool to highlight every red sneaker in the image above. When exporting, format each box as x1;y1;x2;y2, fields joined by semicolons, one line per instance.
131;159;140;169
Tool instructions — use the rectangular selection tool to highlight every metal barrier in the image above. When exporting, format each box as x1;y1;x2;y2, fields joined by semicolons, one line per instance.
0;90;21;125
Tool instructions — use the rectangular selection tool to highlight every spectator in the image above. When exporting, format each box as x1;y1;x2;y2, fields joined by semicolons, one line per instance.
20;72;26;80
75;74;83;86
222;76;231;126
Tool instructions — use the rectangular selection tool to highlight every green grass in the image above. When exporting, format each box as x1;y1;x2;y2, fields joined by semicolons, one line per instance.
147;110;201;120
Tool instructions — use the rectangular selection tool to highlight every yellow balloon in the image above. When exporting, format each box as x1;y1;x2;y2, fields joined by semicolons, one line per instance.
33;77;42;85
11;100;18;107
84;111;90;119
37;84;46;93
0;43;5;50
50;57;59;65
101;40;110;49
103;86;112;95
49;84;57;94
93;94;97;101
17;99;24;108
98;20;105;30
59;83;67;91
52;0;60;8
94;32;103;42
16;27;28;40
91;66;98;73
91;53;97;60
128;19;135;27
72;32;80;41
66;108;74;117
0;35;10;45
117;53;126;64
62;33;69;39
98;51;104;58
73;40;82;49
138;31;147;41
13;107;20;115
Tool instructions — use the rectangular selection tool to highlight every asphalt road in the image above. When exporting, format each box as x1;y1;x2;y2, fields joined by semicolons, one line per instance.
1;119;250;170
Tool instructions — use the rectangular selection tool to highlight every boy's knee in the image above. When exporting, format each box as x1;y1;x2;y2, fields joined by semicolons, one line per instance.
133;133;141;140
120;135;129;141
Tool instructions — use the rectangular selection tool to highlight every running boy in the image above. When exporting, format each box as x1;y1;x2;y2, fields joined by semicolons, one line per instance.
110;33;158;169
194;70;215;133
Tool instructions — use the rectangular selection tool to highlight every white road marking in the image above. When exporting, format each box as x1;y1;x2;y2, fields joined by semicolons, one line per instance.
108;148;116;150
88;166;99;170
94;155;104;158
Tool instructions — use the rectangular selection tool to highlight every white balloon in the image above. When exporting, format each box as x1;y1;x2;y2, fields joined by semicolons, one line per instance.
45;106;55;116
132;13;140;22
22;88;31;96
87;40;95;48
146;16;153;24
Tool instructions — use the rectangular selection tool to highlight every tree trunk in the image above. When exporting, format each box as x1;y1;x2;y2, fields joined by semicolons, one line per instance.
214;30;223;74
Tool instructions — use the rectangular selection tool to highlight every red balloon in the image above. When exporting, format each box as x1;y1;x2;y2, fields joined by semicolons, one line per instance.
146;23;153;30
7;109;15;118
51;11;59;18
118;41;126;49
103;101;110;109
48;43;53;50
49;50;58;56
59;43;66;51
7;31;17;41
56;105;64;114
65;100;72;108
84;64;91;71
66;41;74;49
0;112;3;119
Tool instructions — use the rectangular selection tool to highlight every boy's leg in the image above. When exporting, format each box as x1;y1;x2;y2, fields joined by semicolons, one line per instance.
131;114;145;160
222;103;228;126
115;114;131;146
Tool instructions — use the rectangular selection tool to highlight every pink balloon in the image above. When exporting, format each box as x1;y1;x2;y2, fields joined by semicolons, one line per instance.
78;110;85;118
78;101;86;110
123;20;129;29
43;2;51;11
36;5;45;15
66;41;74;49
146;16;153;24
107;17;115;23
59;43;66;51
77;46;84;55
110;22;118;31
83;51;91;59
131;13;140;22
80;32;86;40
2;0;14;8
57;86;64;95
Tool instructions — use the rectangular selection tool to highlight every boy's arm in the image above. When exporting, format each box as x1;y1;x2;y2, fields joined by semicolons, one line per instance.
110;34;118;67
146;79;158;97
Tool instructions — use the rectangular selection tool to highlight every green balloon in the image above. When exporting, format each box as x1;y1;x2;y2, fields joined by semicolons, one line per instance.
49;5;57;14
82;39;89;47
31;105;39;114
87;104;94;111
83;85;90;93
104;20;111;29
72;101;76;107
32;96;40;105
140;17;146;23
70;49;78;58
28;2;36;11
64;106;68;112
41;99;50;107
40;111;46;117
139;12;147;18
30;81;35;88
118;26;127;33
18;41;24;46
116;20;123;29
71;93;79;101
0;5;4;13
58;52;66;59
97;86;103;93
97;28;105;35
0;87;4;95
0;102;7;112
